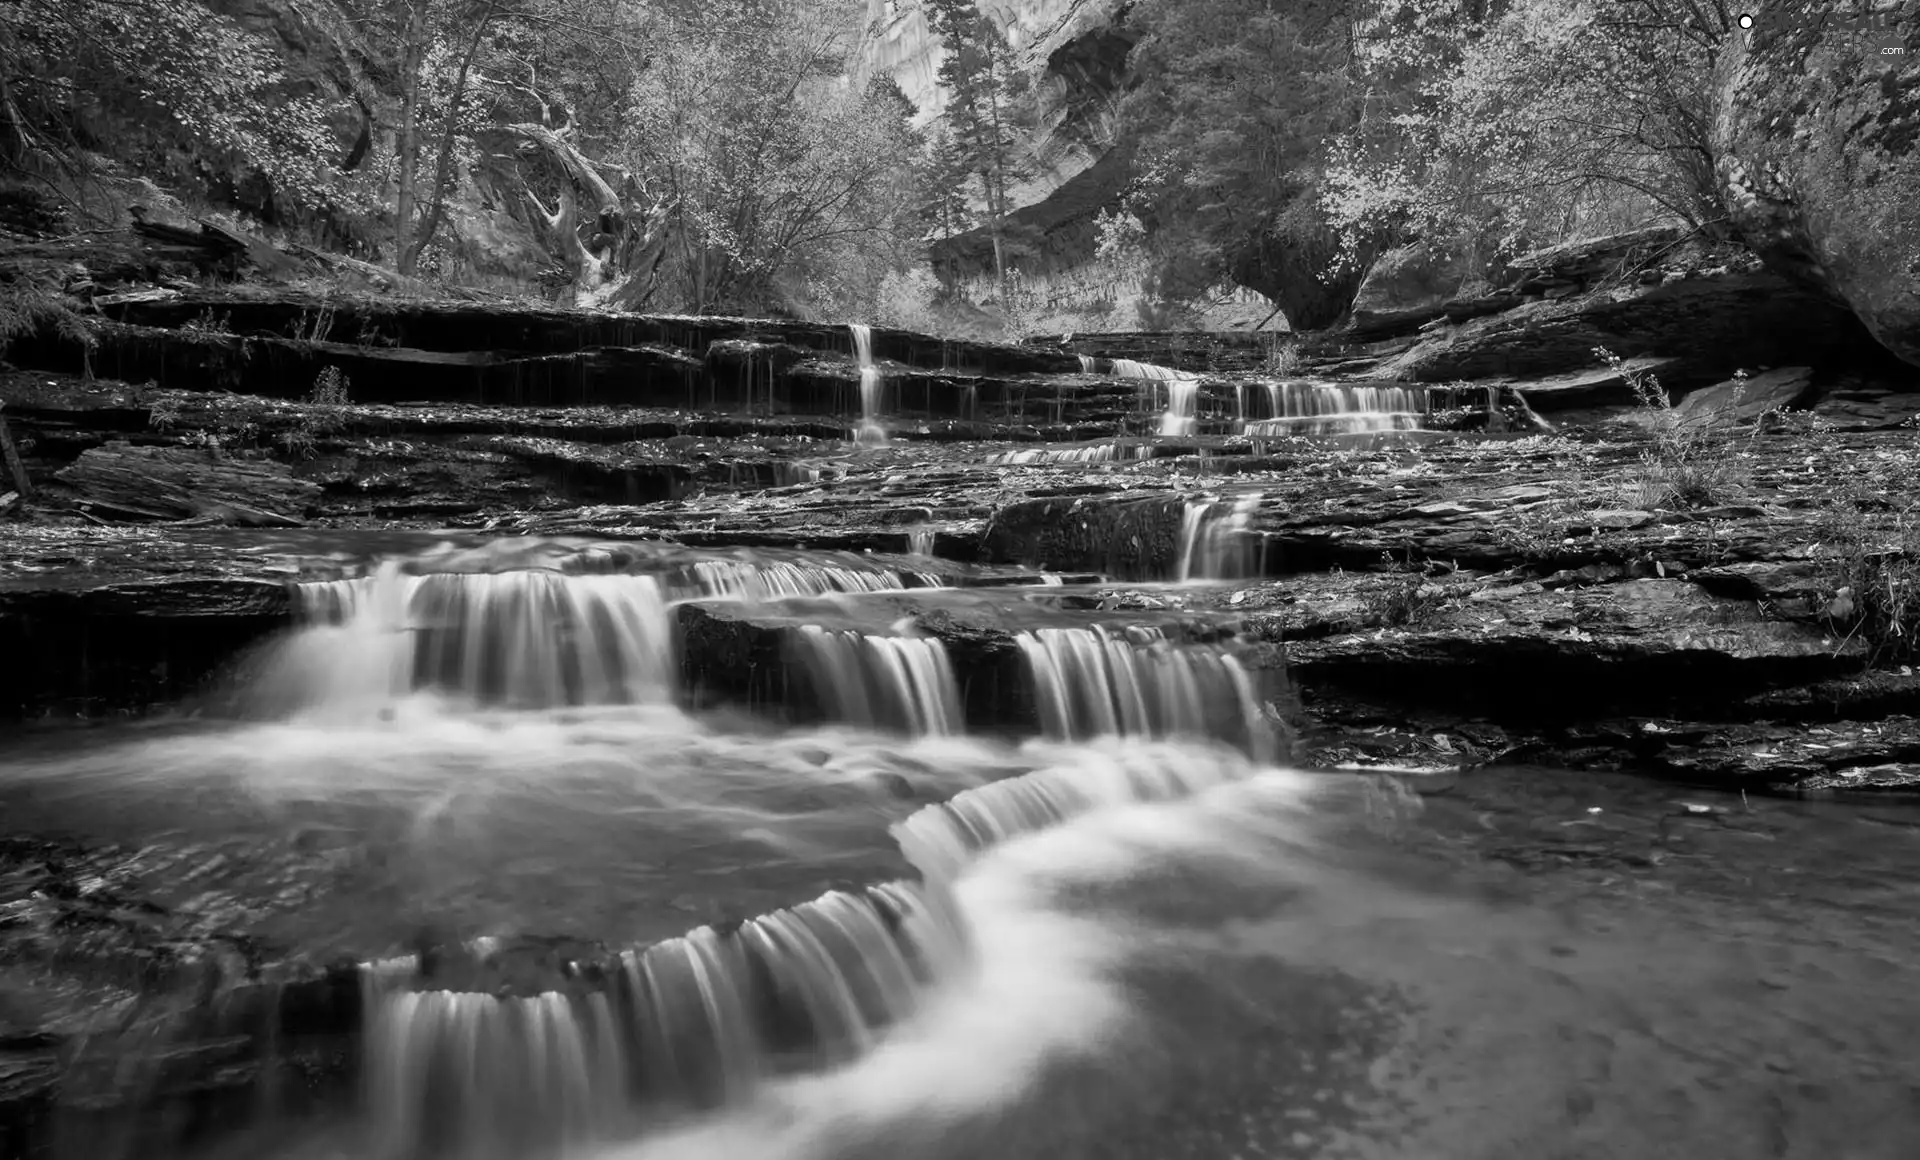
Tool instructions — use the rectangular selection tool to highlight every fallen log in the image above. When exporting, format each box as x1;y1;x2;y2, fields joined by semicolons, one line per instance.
54;442;321;526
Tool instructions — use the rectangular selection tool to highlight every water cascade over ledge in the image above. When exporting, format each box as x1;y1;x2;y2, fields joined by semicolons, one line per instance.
849;323;887;446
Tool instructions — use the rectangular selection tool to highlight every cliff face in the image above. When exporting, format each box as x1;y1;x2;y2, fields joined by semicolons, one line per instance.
863;0;1134;272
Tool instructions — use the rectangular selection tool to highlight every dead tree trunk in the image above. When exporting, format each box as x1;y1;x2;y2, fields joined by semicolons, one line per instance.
508;123;670;309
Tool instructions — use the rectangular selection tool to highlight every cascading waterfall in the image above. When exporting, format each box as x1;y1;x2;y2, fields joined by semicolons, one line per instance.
848;324;887;446
1108;358;1203;437
1176;492;1264;582
1015;625;1274;760
361;880;961;1160
988;442;1146;466
357;734;1284;1160
1246;381;1427;436
270;552;933;717
1075;355;1096;373
907;528;936;556
793;626;963;736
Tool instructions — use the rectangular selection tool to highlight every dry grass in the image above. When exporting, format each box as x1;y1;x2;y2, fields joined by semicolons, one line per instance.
1597;346;1749;509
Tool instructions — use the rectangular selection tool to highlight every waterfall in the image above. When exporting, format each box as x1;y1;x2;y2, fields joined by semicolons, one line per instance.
907;528;936;556
988;442;1144;466
1176;493;1264;582
1075;354;1096;373
271;564;679;714
793;627;963;736
1247;381;1426;436
362;880;958;1160
1014;626;1273;759
358;736;1291;1160
264;552;933;717
1107;358;1202;437
849;323;887;446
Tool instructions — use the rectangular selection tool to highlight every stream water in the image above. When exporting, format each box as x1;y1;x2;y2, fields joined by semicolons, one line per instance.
5;540;1920;1160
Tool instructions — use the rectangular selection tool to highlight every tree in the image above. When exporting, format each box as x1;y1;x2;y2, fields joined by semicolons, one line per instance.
1322;0;1733;273
1116;0;1370;328
919;0;1034;304
619;0;923;314
0;0;347;219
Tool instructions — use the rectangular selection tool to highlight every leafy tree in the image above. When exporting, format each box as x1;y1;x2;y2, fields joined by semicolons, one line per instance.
619;0;923;314
1323;0;1733;273
1116;0;1369;328
0;0;347;217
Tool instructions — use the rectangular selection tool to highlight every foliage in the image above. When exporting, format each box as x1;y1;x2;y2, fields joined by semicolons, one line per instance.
1597;346;1745;510
0;0;350;216
0;275;93;357
1324;0;1730;275
620;0;923;315
310;366;351;407
1117;0;1363;321
1805;416;1920;666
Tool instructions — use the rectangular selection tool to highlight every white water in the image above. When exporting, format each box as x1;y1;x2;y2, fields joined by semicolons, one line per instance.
988;442;1146;466
1176;492;1264;582
1246;380;1427;436
1075;354;1096;373
272;552;938;719
848;323;887;446
794;626;963;736
592;745;1313;1160
1106;358;1204;437
1015;626;1274;760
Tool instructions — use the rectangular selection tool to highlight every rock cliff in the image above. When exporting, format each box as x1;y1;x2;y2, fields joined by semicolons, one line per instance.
1712;3;1920;368
862;0;1134;270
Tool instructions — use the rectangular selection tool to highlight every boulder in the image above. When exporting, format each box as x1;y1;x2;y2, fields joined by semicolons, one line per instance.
1712;8;1920;368
1348;242;1472;341
1672;366;1816;427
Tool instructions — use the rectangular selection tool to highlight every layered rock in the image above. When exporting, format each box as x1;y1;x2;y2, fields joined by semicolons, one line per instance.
1712;5;1920;368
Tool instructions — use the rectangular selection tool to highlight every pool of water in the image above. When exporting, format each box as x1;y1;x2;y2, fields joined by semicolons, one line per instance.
6;704;1919;1160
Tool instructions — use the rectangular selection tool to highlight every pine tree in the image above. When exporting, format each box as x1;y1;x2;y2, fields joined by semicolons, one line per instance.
919;0;1031;303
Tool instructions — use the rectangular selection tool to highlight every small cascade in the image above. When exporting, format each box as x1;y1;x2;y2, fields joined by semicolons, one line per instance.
988;442;1145;466
893;742;1264;881
1107;358;1202;437
1247;381;1427;436
1075;354;1096;373
907;527;936;556
1176;493;1264;582
793;627;963;736
361;881;959;1160
689;558;926;601
849;323;887;446
262;552;937;717
1158;377;1201;436
279;565;677;713
1015;626;1273;759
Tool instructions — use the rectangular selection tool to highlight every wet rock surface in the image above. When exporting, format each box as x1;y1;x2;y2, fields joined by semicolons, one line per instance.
4;277;1920;1158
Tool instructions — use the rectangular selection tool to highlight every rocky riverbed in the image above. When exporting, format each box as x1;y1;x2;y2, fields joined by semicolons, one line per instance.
3;232;1920;1159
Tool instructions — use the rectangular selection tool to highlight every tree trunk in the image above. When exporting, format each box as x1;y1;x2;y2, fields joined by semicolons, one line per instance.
509;123;669;309
402;3;498;275
393;0;429;269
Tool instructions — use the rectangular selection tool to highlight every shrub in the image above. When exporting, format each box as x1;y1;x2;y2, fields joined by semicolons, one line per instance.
1598;346;1745;509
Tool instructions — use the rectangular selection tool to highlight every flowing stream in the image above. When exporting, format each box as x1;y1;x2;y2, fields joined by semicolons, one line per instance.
4;538;1919;1160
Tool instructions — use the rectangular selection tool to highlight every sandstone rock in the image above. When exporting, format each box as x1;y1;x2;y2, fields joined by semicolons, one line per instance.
1814;386;1920;431
1375;272;1872;386
1501;226;1688;293
1672;367;1816;426
1712;8;1920;368
1348;242;1473;341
